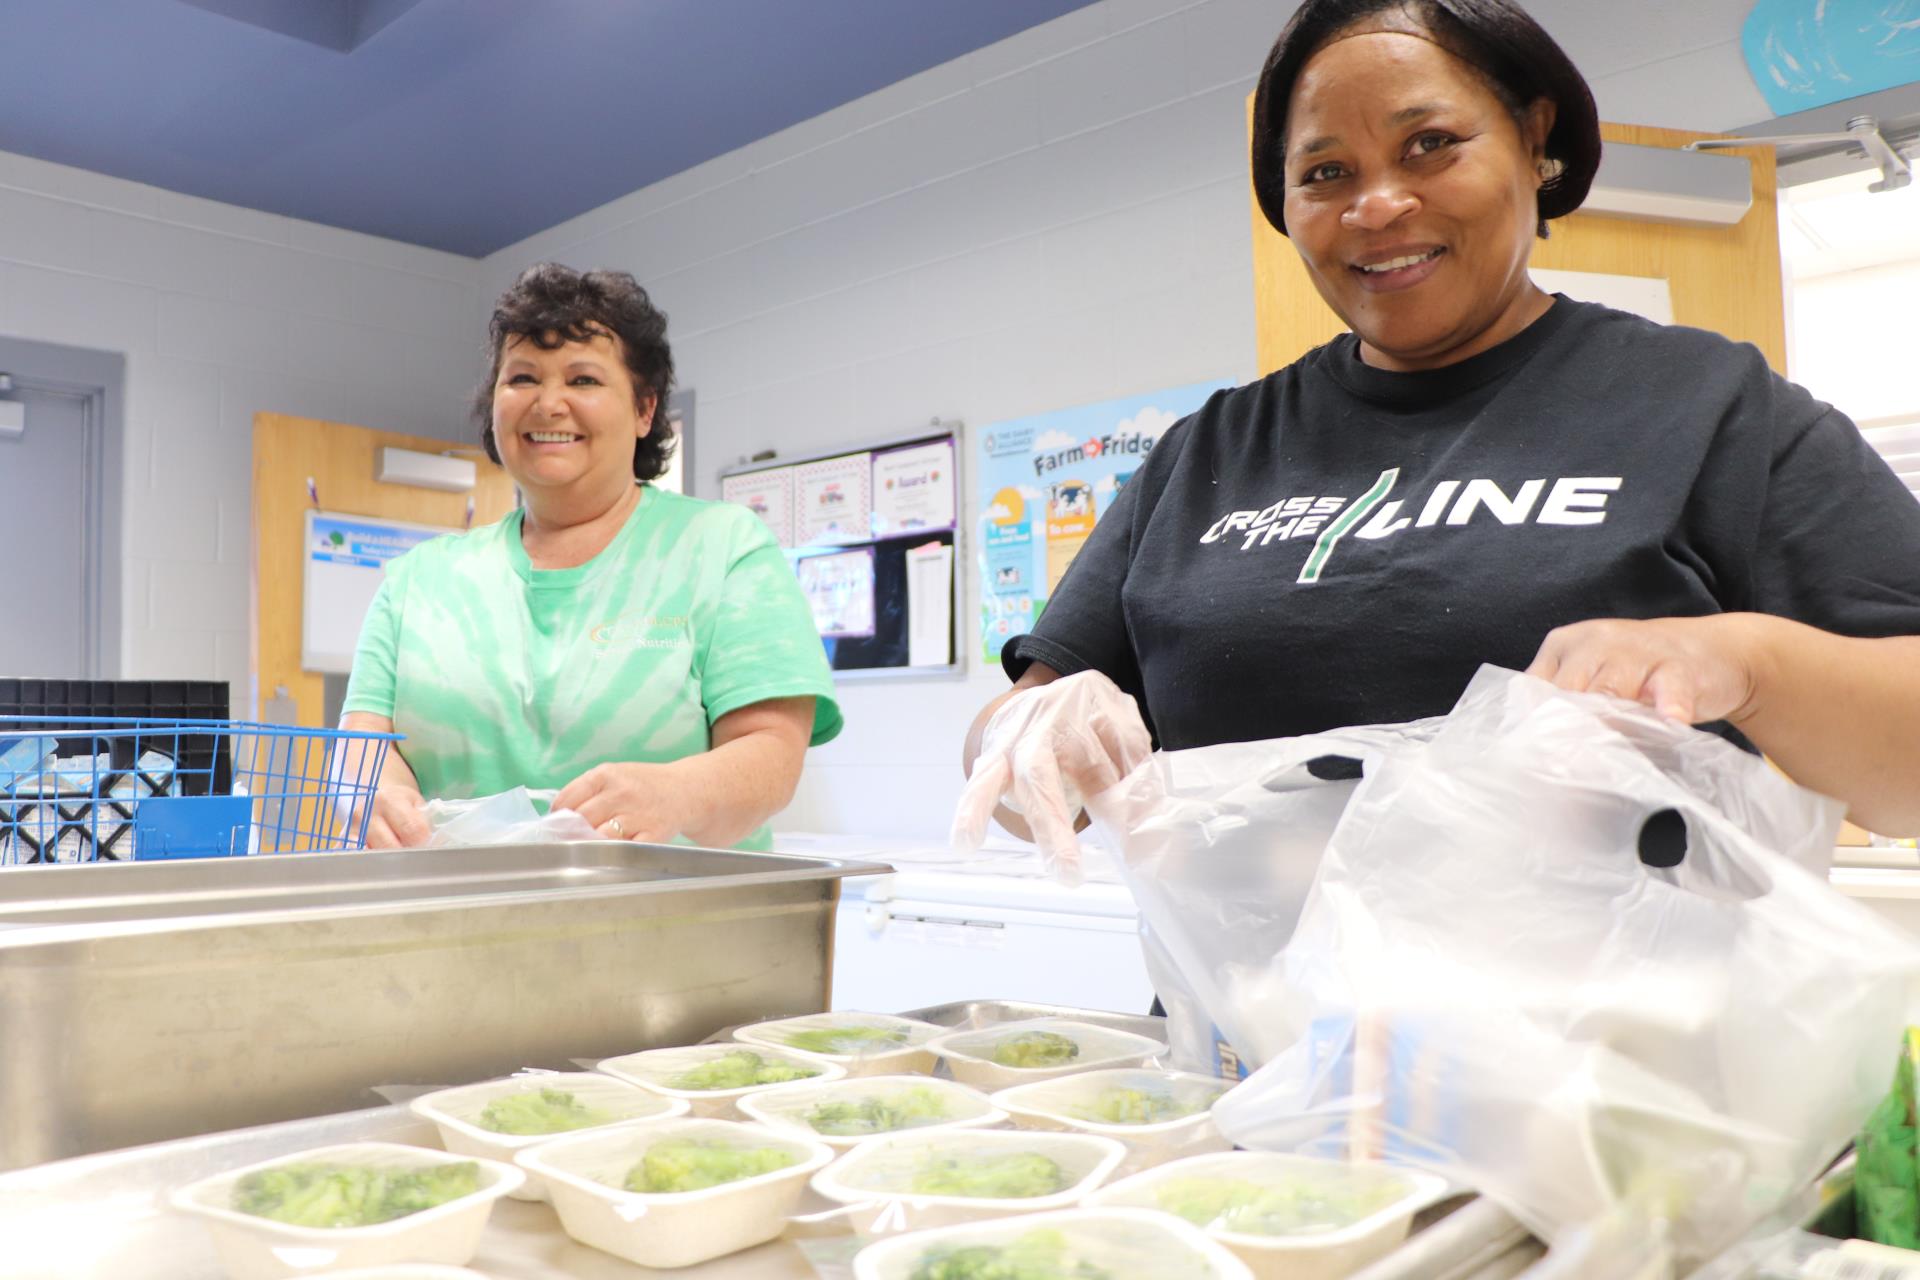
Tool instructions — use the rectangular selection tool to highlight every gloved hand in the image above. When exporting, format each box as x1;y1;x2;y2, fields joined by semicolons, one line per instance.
951;670;1152;883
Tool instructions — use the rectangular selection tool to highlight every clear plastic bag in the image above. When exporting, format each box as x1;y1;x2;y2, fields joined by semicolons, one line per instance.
422;786;600;847
1084;718;1440;1073
1202;666;1920;1268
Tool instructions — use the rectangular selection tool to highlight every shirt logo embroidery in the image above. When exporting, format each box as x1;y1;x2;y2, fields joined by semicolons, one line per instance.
1199;471;1623;582
590;614;691;651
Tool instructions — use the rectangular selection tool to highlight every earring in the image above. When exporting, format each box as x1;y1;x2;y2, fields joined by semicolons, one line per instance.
1537;157;1565;182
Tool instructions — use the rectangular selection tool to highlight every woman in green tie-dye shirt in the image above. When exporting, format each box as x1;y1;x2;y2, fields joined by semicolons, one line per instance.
341;265;841;851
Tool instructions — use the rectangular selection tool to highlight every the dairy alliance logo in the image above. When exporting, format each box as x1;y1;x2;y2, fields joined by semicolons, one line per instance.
590;613;691;652
1032;428;1158;477
1201;469;1623;583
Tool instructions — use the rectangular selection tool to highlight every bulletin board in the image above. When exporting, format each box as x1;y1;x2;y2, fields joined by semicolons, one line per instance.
301;510;456;674
721;425;960;677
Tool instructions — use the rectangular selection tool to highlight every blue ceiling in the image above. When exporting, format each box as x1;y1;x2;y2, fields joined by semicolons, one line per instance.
0;0;1101;257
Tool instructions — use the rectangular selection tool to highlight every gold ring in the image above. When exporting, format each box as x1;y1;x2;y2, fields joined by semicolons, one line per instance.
607;817;625;838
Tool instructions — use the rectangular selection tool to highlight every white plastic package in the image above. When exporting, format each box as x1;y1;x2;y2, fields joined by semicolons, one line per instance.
809;1127;1128;1234
852;1206;1254;1280
422;787;599;847
1085;1150;1446;1280
596;1042;846;1117
735;1074;1003;1149
928;1017;1165;1089
1084;715;1439;1072
732;1011;943;1077
169;1141;523;1280
992;1067;1234;1172
513;1116;831;1269
1201;667;1920;1267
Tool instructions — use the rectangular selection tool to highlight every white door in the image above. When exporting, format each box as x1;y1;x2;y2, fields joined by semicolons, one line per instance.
0;382;96;676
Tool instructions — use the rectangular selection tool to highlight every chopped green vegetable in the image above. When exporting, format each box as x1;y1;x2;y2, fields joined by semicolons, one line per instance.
665;1050;821;1092
806;1086;951;1136
909;1229;1110;1280
784;1023;911;1056
1152;1171;1408;1236
622;1138;799;1193
1067;1085;1220;1126
1858;1026;1920;1247
906;1152;1069;1199
990;1031;1080;1070
232;1161;481;1228
475;1087;616;1136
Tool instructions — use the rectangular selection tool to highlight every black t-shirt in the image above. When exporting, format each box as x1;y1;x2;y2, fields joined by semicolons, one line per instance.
1003;298;1920;751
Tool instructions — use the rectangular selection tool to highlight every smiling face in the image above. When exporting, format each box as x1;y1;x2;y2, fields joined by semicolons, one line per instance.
1281;22;1554;371
490;328;654;498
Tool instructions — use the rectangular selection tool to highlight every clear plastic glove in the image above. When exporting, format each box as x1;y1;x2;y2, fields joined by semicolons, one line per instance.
951;670;1152;883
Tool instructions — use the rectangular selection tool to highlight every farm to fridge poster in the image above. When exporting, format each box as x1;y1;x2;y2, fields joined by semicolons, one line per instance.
974;378;1232;663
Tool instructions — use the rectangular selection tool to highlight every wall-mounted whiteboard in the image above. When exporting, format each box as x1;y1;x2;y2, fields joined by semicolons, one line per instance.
302;510;454;674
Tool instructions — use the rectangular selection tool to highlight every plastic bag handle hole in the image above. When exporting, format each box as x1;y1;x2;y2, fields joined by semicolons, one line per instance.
1638;808;1688;869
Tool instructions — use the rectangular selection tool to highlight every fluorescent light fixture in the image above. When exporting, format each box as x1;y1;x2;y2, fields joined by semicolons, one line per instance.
1582;143;1754;227
376;446;475;492
0;401;22;441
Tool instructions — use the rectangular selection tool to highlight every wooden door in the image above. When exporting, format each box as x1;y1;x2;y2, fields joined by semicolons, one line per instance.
252;414;519;726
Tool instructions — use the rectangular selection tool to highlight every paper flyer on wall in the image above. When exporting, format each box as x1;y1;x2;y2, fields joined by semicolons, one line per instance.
721;467;796;547
871;439;956;537
794;453;872;545
974;378;1234;662
796;547;876;638
905;541;954;667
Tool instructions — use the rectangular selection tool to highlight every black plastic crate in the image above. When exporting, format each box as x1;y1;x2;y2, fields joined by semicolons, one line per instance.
0;679;233;796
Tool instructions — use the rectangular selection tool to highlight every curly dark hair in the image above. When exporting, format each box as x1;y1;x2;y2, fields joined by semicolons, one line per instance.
1251;0;1602;239
475;263;677;483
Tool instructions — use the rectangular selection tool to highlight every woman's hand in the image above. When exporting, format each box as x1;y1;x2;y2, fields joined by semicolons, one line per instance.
366;783;431;849
1525;614;1767;725
338;711;431;849
952;670;1152;880
553;762;690;843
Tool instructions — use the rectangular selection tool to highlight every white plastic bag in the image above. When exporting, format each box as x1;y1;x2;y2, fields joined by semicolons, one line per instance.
1207;666;1920;1267
1085;718;1440;1072
423;786;601;847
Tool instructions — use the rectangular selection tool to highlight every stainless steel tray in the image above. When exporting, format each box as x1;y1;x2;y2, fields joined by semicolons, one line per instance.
0;841;889;1169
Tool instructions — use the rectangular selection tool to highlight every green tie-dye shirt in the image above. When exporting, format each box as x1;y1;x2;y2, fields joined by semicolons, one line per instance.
342;485;841;850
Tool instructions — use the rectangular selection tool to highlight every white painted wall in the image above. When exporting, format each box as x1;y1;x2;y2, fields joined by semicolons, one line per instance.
0;0;1791;820
0;148;482;709
1791;258;1920;430
471;0;1791;840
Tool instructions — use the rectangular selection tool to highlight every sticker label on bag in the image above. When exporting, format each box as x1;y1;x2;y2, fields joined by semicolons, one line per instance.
1211;1025;1250;1081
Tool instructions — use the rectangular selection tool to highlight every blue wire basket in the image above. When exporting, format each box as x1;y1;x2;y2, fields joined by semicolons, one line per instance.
0;716;400;864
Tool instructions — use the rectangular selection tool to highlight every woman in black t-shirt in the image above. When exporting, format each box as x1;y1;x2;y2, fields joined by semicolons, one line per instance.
957;0;1920;866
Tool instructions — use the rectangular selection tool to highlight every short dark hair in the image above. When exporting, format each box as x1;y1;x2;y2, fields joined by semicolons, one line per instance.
476;263;677;483
1250;0;1601;238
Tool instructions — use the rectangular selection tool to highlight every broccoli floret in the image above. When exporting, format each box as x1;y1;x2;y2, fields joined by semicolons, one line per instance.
908;1229;1111;1280
784;1023;911;1056
990;1031;1080;1070
666;1050;821;1092
475;1087;616;1136
232;1162;481;1227
805;1086;951;1136
906;1152;1069;1199
1068;1085;1219;1126
1152;1172;1408;1236
622;1138;799;1193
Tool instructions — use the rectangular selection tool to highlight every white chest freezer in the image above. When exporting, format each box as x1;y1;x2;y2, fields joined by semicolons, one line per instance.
772;833;1155;1015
